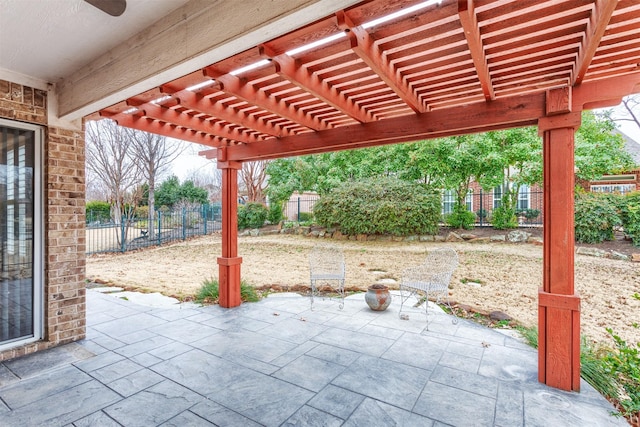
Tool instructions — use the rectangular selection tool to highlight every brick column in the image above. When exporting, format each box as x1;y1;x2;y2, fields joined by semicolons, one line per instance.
538;87;582;391
0;80;86;361
217;150;242;308
45;126;87;346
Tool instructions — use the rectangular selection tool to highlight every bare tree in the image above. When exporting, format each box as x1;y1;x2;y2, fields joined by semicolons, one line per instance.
85;120;141;245
239;160;269;203
609;95;640;136
618;95;640;132
125;128;185;238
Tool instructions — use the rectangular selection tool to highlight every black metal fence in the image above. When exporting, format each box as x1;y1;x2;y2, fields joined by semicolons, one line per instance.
86;205;221;254
87;190;543;253
281;189;544;226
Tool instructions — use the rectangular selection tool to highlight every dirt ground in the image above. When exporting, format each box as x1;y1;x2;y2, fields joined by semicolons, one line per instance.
86;230;640;346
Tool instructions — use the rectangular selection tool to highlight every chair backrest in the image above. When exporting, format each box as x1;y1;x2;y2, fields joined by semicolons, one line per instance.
309;245;345;278
425;247;459;273
401;247;458;289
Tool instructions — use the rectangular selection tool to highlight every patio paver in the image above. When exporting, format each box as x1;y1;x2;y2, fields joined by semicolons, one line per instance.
0;290;627;426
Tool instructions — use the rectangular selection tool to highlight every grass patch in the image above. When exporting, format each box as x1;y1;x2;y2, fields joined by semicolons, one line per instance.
195;277;260;304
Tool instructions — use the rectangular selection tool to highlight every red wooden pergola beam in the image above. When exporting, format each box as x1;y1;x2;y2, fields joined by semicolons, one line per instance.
225;91;545;161
261;45;374;124
204;66;327;131
573;0;619;84
139;103;262;145
458;0;495;101
170;90;287;139
337;11;427;114
113;114;222;147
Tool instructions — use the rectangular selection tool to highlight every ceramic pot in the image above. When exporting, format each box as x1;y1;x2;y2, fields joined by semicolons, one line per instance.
365;284;391;311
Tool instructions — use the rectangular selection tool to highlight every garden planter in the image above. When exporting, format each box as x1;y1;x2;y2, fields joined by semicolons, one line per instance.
365;284;392;311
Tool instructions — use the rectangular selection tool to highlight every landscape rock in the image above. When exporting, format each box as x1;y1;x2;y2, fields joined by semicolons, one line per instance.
507;230;531;243
468;237;491;244
489;311;512;321
249;228;260;237
356;234;367;241
528;236;543;245
610;251;629;261
490;234;506;242
434;235;446;242
419;235;435;242
632;253;640;262
576;247;607;258
460;233;477;240
446;232;464;242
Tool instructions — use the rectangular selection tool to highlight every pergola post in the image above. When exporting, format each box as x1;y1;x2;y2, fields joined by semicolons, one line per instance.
217;149;242;308
537;88;582;391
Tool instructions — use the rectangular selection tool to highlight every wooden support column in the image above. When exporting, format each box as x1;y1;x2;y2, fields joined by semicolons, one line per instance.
217;147;242;308
537;87;581;391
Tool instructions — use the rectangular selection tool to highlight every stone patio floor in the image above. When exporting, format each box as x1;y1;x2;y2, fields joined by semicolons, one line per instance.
0;289;626;426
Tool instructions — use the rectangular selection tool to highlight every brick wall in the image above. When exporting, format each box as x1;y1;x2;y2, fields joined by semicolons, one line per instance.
0;79;86;361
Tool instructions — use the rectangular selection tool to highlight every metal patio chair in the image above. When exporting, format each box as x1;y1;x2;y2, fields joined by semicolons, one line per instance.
399;247;459;328
309;244;345;310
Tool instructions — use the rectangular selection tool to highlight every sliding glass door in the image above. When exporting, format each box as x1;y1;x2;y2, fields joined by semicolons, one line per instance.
0;119;42;349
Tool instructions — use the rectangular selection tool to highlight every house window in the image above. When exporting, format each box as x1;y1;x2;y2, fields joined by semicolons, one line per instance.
493;185;503;208
442;190;455;214
0;119;42;350
442;189;473;214
517;184;530;210
590;184;636;194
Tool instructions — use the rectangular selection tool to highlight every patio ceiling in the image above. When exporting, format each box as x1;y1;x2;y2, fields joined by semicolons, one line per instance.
89;0;640;162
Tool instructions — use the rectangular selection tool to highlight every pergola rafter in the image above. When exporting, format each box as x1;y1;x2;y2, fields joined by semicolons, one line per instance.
87;0;640;393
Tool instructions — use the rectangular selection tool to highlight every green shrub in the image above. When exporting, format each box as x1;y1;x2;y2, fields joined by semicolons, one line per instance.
621;191;640;246
86;200;111;223
313;177;440;236
476;208;488;220
574;193;621;243
267;202;284;224
135;205;149;220
238;202;268;229
601;327;640;416
445;203;475;229
195;278;260;303
517;208;540;220
491;205;518;229
298;212;314;222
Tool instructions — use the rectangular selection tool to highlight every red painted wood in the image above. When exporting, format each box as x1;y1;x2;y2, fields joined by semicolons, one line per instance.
337;12;427;114
458;0;495;101
539;103;581;391
217;161;242;308
204;67;327;131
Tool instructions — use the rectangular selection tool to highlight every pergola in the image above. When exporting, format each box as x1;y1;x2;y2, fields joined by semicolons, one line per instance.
86;0;640;392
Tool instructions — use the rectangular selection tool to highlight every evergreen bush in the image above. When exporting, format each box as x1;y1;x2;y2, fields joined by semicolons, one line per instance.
238;202;268;229
445;203;475;229
620;191;640;246
574;193;621;243
491;205;518;229
267;202;284;225
313;177;440;236
86;200;111;223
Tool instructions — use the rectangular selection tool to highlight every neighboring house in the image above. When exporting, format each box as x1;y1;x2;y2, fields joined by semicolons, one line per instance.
584;131;640;194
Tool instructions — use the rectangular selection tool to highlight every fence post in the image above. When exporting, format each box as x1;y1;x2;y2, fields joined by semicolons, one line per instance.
479;189;484;226
203;205;208;235
120;215;126;253
297;197;301;222
182;207;187;240
157;211;162;246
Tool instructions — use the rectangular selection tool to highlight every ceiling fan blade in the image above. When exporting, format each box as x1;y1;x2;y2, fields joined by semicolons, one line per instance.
84;0;127;17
